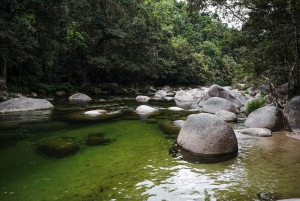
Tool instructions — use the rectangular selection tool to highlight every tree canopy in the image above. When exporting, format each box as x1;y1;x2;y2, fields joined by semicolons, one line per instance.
0;0;242;94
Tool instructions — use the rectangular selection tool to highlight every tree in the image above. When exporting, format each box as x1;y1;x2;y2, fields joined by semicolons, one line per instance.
188;0;300;103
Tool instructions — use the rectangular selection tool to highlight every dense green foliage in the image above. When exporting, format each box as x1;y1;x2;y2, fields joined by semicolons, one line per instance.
245;96;267;115
0;0;240;94
189;0;300;103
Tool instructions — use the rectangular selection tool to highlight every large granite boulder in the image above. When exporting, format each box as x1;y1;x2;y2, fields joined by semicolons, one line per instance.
202;97;240;114
0;98;54;113
177;113;238;155
174;90;195;102
283;96;300;133
230;90;248;105
69;93;92;101
244;105;283;131
199;85;243;108
215;110;237;122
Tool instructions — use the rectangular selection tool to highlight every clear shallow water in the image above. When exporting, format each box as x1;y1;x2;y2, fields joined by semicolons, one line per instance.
1;95;300;201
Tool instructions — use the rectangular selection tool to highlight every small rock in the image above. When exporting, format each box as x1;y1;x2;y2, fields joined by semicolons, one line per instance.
136;95;150;102
173;120;185;127
69;93;92;101
238;128;272;137
168;107;184;111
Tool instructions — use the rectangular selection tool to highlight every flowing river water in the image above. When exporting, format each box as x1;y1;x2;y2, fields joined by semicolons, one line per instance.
0;95;300;201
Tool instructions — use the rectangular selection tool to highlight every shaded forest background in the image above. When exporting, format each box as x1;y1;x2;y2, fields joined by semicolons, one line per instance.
0;0;299;98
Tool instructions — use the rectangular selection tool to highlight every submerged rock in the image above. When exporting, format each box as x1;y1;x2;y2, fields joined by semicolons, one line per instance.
83;110;107;116
0;98;54;113
86;133;114;146
69;93;92;101
161;121;181;135
38;137;79;158
177;113;238;156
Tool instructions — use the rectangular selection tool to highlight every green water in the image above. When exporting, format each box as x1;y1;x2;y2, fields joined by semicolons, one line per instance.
1;95;300;201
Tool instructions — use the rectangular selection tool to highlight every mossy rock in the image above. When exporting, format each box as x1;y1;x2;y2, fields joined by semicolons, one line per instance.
38;137;79;158
144;118;158;124
42;121;69;131
161;121;181;135
86;133;114;146
0;138;17;150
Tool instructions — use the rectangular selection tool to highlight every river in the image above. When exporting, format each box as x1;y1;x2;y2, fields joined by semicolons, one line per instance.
0;95;300;200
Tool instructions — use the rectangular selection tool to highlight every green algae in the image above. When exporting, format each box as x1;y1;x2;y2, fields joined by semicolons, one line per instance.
2;96;300;200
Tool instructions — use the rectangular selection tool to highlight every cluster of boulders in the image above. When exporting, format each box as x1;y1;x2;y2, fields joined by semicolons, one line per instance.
135;84;300;162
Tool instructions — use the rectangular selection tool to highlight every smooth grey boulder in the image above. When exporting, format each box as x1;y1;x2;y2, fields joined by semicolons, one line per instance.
69;93;92;101
177;113;238;155
283;96;300;133
238;128;272;137
202;97;240;114
199;85;243;108
136;105;156;114
244;105;283;131
155;90;167;98
0;98;54;113
215;110;237;122
153;94;163;100
230;90;248;105
173;120;185;127
136;95;150;102
174;90;195;102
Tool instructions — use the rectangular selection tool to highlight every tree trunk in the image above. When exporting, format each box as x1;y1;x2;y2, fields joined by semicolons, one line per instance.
0;54;7;92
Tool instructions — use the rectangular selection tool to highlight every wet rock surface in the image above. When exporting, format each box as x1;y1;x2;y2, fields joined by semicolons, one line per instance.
177;113;238;156
38;137;79;158
86;133;114;146
0;98;54;113
244;105;283;131
283;96;300;134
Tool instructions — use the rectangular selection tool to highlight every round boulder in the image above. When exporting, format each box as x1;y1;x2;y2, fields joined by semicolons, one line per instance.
177;113;238;155
283;96;300;133
215;110;237;122
173;120;185;127
136;105;156;114
199;85;243;108
174;90;195;102
155;90;167;98
202;97;239;114
244;105;283;131
69;93;92;101
0;98;54;113
136;95;150;102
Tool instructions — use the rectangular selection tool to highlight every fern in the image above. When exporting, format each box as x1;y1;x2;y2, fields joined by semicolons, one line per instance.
245;97;267;115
